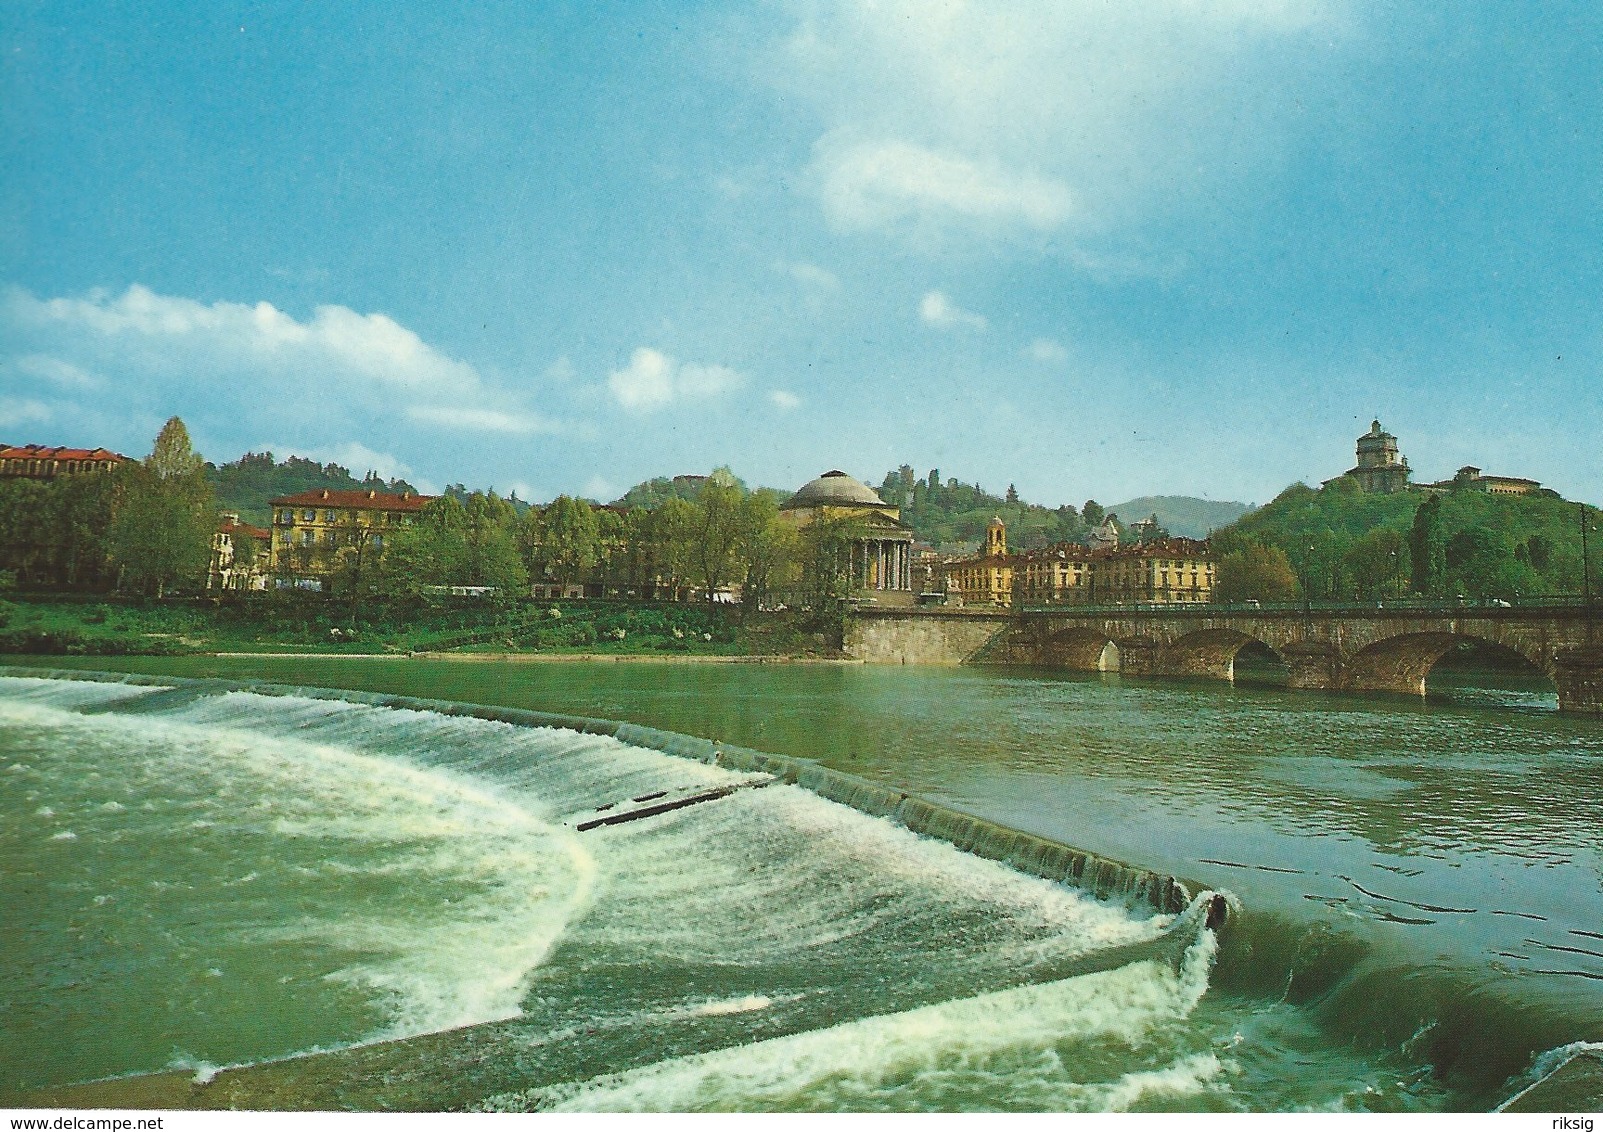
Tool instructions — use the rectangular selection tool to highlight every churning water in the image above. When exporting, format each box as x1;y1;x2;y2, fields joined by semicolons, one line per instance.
2;663;1599;1111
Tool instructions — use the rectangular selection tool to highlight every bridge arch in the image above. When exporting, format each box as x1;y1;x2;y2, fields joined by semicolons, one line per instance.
1345;631;1553;698
1037;627;1121;672
1161;628;1287;684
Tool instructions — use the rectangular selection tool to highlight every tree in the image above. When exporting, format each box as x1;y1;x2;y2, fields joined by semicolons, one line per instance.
738;491;795;614
1214;543;1299;603
1082;500;1105;527
1409;494;1443;596
538;496;600;591
107;418;215;596
691;476;747;606
1343;526;1406;598
463;491;528;595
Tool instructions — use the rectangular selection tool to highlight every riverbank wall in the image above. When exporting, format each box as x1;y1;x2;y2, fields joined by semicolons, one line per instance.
843;608;1012;665
3;666;1208;920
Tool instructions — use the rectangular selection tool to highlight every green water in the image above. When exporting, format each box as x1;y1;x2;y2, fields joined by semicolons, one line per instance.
4;655;1601;1111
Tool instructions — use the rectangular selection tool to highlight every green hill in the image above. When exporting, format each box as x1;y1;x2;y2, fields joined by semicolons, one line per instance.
207;452;417;526
1212;478;1592;600
1105;496;1252;539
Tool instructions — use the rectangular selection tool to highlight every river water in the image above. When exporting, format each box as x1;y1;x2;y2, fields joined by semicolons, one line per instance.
2;655;1600;1112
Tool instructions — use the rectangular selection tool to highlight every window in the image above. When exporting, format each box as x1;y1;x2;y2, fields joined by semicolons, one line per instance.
302;509;315;521
325;510;337;523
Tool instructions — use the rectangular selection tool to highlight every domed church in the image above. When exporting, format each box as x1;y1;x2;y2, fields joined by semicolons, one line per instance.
780;470;916;600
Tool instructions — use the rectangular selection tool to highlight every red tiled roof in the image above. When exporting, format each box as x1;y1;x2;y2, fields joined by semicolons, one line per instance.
269;488;436;509
217;519;271;540
0;444;130;462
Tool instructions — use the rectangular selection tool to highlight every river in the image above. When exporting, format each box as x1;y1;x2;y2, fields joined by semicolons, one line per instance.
2;654;1599;1111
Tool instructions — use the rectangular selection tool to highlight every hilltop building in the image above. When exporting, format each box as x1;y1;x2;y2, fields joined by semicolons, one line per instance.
779;470;915;602
0;444;129;479
269;487;436;588
1325;420;1543;497
1421;466;1542;497
1327;420;1412;494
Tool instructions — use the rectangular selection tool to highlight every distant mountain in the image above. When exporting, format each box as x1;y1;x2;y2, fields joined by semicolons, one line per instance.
1105;496;1253;539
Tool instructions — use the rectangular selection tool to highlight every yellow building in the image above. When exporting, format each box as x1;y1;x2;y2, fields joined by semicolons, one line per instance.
779;470;916;601
1088;538;1216;605
941;517;1014;606
208;513;271;592
269;488;436;588
955;520;1216;607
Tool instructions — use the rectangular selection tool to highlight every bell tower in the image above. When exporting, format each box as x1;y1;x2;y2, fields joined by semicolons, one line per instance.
986;516;1007;557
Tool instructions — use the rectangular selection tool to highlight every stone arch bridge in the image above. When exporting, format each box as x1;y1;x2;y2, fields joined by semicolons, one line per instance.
844;606;1603;715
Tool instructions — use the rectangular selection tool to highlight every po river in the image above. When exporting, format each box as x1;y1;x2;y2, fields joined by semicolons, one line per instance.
2;654;1600;1112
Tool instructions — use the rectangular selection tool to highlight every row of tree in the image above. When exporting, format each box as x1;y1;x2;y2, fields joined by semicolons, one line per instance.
316;470;871;624
0;418;215;596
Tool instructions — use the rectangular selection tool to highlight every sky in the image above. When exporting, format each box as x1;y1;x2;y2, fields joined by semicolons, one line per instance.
2;1;1600;507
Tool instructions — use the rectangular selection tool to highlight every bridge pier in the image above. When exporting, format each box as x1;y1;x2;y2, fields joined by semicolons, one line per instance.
1115;637;1166;678
1553;647;1603;715
1280;640;1343;692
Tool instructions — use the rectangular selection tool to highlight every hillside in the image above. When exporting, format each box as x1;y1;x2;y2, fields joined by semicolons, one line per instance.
208;452;418;526
1105;496;1252;539
1212;479;1590;600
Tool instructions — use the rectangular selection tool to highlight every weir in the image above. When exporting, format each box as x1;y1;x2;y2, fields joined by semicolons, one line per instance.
0;666;1210;921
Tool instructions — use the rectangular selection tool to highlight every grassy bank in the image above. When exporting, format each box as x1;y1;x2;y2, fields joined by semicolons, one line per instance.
0;595;837;658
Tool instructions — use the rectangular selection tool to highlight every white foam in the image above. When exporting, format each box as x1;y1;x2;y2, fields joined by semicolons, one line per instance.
521;932;1218;1113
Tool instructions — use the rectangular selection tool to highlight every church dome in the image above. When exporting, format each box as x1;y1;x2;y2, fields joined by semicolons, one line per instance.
782;470;886;509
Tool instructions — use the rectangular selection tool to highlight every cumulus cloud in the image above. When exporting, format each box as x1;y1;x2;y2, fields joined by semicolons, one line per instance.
607;347;745;412
1027;337;1070;363
0;397;52;428
14;354;101;388
769;389;802;410
4;284;481;394
919;291;988;331
773;0;1347;245
0;284;570;462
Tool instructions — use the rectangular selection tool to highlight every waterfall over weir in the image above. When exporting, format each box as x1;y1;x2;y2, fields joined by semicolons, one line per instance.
3;670;1227;1112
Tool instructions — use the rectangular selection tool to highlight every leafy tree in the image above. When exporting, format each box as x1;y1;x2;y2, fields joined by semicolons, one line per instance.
1343;526;1406;598
1082;500;1105;528
739;491;795;614
107;418;214;596
691;475;747;606
535;495;601;590
1215;543;1299;603
1409;495;1443;596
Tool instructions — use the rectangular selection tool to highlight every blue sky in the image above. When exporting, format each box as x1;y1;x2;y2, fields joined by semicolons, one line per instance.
3;1;1600;507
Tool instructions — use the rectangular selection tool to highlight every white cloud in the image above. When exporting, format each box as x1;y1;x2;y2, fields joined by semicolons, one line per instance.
607;347;745;412
1027;337;1070;363
4;283;481;394
770;389;802;410
775;260;841;291
0;283;570;458
14;354;101;388
582;476;617;501
405;405;559;434
919;291;988;331
0;397;52;428
814;137;1071;233
772;0;1347;244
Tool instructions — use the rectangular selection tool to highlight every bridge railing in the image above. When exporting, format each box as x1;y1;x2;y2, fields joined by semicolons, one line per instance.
1017;595;1601;616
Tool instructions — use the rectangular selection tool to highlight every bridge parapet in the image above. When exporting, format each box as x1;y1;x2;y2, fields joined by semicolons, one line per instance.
847;605;1603;714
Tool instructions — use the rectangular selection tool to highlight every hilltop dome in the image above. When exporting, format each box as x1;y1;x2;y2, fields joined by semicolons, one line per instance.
782;470;886;510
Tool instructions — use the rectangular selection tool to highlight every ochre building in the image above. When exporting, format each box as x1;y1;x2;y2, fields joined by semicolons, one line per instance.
952;520;1216;607
269;487;436;587
941;517;1014;607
